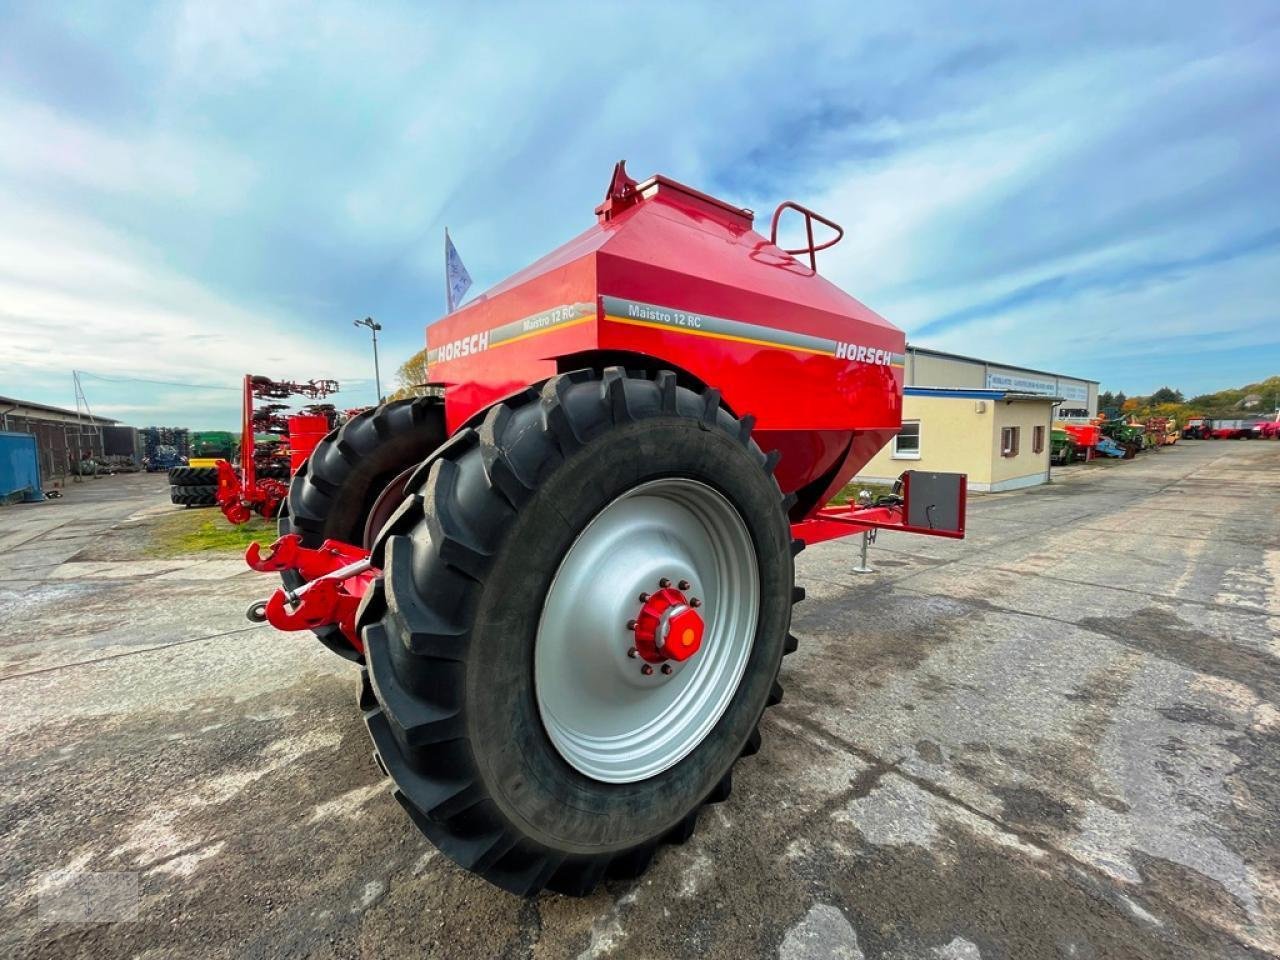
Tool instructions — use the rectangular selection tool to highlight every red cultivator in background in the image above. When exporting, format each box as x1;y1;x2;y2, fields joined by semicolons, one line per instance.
241;162;969;896
215;375;341;524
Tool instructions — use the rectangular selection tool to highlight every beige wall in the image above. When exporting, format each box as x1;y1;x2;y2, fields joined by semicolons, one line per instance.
989;400;1053;486
909;353;986;390
856;394;1054;493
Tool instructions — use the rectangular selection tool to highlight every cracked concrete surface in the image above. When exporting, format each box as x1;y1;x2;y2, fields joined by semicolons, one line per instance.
1;442;1277;959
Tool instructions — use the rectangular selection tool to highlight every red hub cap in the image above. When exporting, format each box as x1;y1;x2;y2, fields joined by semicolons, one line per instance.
632;584;705;664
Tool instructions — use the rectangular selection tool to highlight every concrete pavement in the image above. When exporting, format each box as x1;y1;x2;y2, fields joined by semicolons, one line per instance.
0;443;1277;959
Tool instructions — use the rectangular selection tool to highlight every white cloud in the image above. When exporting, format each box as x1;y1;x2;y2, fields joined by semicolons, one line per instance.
922;245;1280;384
0;196;368;407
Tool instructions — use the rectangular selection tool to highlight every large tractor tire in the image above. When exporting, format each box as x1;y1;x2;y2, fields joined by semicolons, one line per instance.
170;484;217;507
357;368;803;896
168;466;218;485
279;396;447;661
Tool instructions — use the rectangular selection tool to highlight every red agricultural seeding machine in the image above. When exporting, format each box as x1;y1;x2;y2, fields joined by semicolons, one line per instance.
241;163;967;896
215;375;341;523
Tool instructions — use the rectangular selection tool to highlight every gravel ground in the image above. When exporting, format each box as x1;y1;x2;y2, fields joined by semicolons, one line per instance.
1;441;1277;959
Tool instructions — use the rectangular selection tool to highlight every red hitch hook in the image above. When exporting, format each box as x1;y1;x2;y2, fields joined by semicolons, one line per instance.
243;535;376;652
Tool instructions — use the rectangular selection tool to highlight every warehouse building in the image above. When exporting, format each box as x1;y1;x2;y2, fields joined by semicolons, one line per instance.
905;346;1097;418
0;396;118;480
856;347;1098;493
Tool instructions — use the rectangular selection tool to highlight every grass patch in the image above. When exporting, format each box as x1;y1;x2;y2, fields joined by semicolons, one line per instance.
149;509;275;557
179;517;275;553
828;480;895;506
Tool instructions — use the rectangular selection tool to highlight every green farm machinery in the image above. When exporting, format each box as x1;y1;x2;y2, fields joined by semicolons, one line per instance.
1050;429;1077;466
1100;419;1145;459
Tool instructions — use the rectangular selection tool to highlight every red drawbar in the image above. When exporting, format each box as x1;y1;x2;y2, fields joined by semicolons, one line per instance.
245;535;375;652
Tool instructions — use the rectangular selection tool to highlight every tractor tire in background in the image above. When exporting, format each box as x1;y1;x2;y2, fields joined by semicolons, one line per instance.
168;466;218;485
170;484;217;507
279;396;447;661
357;368;803;896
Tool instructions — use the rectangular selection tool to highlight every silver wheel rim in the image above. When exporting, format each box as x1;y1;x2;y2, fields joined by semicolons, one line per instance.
534;478;760;783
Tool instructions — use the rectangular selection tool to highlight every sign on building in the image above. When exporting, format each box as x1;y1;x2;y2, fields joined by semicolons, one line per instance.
986;368;1088;404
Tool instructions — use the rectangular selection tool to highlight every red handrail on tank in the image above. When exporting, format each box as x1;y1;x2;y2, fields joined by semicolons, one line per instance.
769;201;844;271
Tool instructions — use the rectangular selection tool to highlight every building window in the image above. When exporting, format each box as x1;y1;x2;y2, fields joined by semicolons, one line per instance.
893;421;921;459
1001;426;1020;457
1033;425;1045;454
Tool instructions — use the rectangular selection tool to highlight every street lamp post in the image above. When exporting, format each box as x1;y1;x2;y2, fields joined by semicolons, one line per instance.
354;316;383;404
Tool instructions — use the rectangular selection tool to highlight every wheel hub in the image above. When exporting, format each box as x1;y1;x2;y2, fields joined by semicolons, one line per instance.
632;583;704;663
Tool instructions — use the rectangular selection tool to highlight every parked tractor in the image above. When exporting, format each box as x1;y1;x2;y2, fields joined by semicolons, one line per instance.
240;164;968;896
1182;416;1210;439
190;430;238;466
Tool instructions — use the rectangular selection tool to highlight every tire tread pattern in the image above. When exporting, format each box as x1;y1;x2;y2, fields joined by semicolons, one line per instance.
168;466;218;485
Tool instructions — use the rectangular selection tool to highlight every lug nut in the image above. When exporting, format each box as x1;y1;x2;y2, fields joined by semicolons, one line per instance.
627;647;638;659
690;597;702;608
678;579;691;591
659;577;671;588
626;619;638;630
639;592;650;602
641;664;654;676
661;664;673;675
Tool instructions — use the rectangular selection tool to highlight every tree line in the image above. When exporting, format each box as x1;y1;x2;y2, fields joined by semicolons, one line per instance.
1098;376;1280;420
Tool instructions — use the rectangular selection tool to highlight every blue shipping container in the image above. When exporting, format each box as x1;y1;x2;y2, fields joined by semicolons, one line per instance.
0;431;44;503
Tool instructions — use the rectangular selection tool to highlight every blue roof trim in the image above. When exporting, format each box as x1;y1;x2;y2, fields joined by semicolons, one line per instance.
904;387;1007;400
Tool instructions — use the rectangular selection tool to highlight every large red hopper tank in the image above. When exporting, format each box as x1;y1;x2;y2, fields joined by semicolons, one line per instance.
424;165;906;513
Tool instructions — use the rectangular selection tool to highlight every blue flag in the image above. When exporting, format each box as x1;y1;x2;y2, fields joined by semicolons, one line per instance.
445;229;472;313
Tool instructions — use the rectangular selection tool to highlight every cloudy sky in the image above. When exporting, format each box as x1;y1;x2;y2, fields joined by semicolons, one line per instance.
1;1;1276;427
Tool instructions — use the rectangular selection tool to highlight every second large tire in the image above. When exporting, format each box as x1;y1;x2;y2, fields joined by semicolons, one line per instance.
168;466;218;485
279;396;447;660
170;483;217;506
357;368;802;896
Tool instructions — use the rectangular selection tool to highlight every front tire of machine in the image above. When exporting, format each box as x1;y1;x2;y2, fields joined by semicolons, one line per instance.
356;367;802;896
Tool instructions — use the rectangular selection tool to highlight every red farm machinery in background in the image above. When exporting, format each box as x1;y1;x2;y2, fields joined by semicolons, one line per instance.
215;375;342;524
239;162;968;897
1060;422;1101;461
1182;416;1278;440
